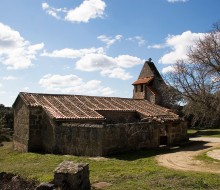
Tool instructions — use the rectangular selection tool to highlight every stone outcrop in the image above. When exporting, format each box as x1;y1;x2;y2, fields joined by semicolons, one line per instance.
54;161;90;190
0;162;91;190
0;172;37;190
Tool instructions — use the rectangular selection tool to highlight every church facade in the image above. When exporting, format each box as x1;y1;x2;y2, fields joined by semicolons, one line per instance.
13;60;188;156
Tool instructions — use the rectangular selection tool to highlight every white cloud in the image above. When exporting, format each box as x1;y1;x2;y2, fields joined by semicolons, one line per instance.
0;22;44;69
42;2;49;9
39;74;114;96
147;44;166;49
161;66;175;74
42;42;142;80
42;3;64;20
167;0;188;3
41;47;104;58
115;55;143;68
101;68;133;80
0;91;6;94
76;54;116;71
75;53;142;80
127;36;146;47
2;76;17;80
76;54;142;71
42;0;106;23
65;0;106;23
0;83;2;87
76;53;115;71
98;35;122;48
159;31;205;64
39;74;83;88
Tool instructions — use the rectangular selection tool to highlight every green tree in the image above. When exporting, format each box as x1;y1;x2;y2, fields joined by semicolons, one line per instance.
0;104;13;144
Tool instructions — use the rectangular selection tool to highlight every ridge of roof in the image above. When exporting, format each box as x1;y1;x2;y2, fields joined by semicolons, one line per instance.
19;92;133;101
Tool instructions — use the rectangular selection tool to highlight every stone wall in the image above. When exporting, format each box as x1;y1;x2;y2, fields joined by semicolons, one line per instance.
13;97;188;156
102;122;160;155
146;87;156;104
133;79;164;104
51;122;160;156
13;98;29;152
41;111;56;153
54;123;103;156
166;121;188;145
133;84;146;99
28;107;43;151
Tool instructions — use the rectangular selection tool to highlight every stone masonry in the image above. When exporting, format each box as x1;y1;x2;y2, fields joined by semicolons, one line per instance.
13;59;188;156
54;161;90;190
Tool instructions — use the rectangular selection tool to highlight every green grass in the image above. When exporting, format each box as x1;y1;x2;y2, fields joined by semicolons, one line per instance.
198;129;220;138
188;129;220;137
1;142;220;190
196;147;220;163
187;129;198;137
187;129;198;134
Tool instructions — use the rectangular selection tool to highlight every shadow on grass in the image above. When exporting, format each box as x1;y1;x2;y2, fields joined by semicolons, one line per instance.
197;130;220;137
109;140;212;161
108;149;166;161
176;140;212;151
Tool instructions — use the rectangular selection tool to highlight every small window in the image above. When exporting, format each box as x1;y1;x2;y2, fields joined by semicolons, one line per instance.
140;84;144;92
135;85;137;92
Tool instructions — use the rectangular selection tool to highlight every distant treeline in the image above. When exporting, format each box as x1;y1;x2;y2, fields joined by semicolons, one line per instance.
0;104;13;129
0;104;13;144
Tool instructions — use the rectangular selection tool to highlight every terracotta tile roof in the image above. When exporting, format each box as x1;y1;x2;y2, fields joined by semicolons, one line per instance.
17;92;179;121
132;77;154;85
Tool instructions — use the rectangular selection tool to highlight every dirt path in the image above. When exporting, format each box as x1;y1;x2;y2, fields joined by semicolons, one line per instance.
156;137;220;173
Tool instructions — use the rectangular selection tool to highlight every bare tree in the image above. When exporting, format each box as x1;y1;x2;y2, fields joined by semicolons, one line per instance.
164;22;220;128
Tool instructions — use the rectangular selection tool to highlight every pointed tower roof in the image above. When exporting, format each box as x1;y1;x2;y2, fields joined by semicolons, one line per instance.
132;58;163;85
138;58;162;79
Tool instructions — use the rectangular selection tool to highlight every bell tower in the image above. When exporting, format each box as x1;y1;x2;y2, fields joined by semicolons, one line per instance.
132;58;165;105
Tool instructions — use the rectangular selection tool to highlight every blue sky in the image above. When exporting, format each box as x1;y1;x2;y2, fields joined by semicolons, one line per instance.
0;0;219;106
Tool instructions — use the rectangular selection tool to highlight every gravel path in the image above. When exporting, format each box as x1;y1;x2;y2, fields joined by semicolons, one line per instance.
156;137;220;173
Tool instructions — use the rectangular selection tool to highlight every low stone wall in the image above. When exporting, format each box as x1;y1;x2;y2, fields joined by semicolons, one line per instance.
53;122;160;156
166;121;188;145
54;124;103;156
102;122;160;155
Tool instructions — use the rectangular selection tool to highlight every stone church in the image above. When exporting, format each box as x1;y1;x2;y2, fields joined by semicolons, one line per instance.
13;59;188;156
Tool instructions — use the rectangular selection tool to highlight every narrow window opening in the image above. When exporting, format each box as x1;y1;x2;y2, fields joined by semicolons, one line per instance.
135;85;137;92
140;84;144;92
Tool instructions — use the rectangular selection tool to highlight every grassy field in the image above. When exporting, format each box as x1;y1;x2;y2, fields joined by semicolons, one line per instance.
196;147;220;163
188;129;220;138
1;142;220;190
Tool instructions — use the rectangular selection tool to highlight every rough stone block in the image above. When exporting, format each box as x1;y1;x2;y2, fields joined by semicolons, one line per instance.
54;161;90;190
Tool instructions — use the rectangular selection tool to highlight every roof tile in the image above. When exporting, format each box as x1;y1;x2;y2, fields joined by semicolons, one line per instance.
132;77;154;85
18;92;178;121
